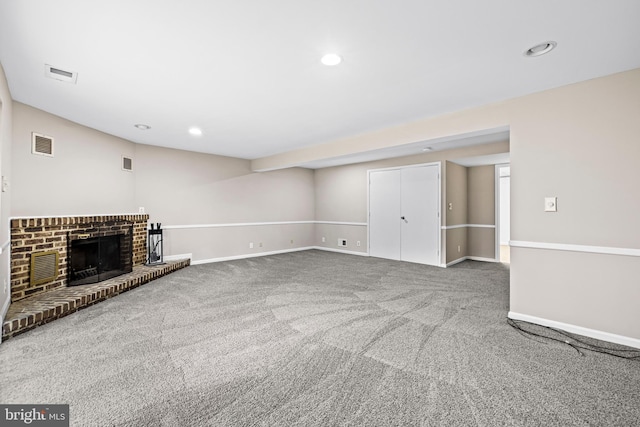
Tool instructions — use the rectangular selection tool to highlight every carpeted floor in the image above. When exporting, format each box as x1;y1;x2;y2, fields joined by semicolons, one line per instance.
0;250;638;426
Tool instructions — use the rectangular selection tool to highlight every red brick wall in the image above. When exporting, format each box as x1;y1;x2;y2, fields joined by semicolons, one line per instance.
10;214;149;301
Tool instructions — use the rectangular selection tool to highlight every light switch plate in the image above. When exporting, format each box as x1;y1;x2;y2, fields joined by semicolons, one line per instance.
544;197;557;212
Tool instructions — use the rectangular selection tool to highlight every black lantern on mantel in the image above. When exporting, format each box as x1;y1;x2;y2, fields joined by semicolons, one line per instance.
147;223;164;265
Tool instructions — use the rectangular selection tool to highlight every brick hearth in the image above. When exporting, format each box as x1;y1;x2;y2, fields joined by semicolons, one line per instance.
2;259;190;340
10;214;149;301
3;213;191;341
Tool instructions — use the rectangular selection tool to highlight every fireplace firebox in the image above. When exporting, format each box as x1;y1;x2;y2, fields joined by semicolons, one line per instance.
67;223;133;286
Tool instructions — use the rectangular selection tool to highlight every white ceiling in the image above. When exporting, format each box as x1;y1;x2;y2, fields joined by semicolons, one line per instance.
1;0;639;164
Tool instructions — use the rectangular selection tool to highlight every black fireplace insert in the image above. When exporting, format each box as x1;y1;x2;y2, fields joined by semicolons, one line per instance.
67;223;133;286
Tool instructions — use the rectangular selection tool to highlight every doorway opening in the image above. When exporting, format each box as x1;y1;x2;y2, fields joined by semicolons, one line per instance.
496;164;510;263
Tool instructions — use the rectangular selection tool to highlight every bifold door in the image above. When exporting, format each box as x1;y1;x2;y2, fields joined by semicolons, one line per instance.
369;169;402;260
369;164;440;266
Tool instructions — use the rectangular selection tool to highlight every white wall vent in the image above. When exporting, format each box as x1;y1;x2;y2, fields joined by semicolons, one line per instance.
32;132;54;157
44;64;78;84
122;156;133;171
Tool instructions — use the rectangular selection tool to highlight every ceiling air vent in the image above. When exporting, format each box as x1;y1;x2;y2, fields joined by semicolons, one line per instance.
32;132;54;157
44;64;78;84
122;156;133;171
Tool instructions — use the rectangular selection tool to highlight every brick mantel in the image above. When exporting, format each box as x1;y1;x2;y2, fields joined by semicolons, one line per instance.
10;214;149;301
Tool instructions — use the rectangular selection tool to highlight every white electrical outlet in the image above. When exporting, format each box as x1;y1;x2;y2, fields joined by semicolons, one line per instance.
357;241;361;247
138;207;145;213
249;242;254;249
322;237;326;243
338;239;347;247
458;245;461;252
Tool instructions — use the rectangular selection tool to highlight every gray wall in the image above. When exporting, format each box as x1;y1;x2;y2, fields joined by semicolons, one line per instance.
134;143;315;262
10;103;316;264
256;68;640;343
7;63;639;344
509;69;640;340
467;165;495;259
313;142;509;259
134;144;314;225
444;161;468;263
0;64;12;331
443;163;496;264
12;102;136;216
445;161;468;226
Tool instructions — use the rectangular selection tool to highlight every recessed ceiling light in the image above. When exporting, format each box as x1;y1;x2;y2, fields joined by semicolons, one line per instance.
524;41;557;57
134;124;151;130
189;127;203;136
321;53;342;66
422;147;433;152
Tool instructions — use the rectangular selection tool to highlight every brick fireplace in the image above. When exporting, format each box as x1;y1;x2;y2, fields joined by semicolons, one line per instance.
10;214;149;301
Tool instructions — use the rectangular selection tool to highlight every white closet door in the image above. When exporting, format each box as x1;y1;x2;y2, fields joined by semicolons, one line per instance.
369;169;401;260
400;165;440;265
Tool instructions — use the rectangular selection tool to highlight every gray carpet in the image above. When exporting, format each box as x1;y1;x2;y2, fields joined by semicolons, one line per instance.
0;250;638;426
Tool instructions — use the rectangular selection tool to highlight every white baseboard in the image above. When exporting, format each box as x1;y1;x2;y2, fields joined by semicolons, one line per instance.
312;246;369;257
446;257;467;267
191;247;315;265
446;256;498;267
163;253;193;262
0;294;10;344
188;248;495;267
1;297;8;317
508;311;640;350
0;240;9;255
467;256;498;263
175;246;370;266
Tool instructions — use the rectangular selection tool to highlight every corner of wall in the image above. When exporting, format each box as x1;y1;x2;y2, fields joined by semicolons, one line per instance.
444;161;468;264
0;61;13;332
